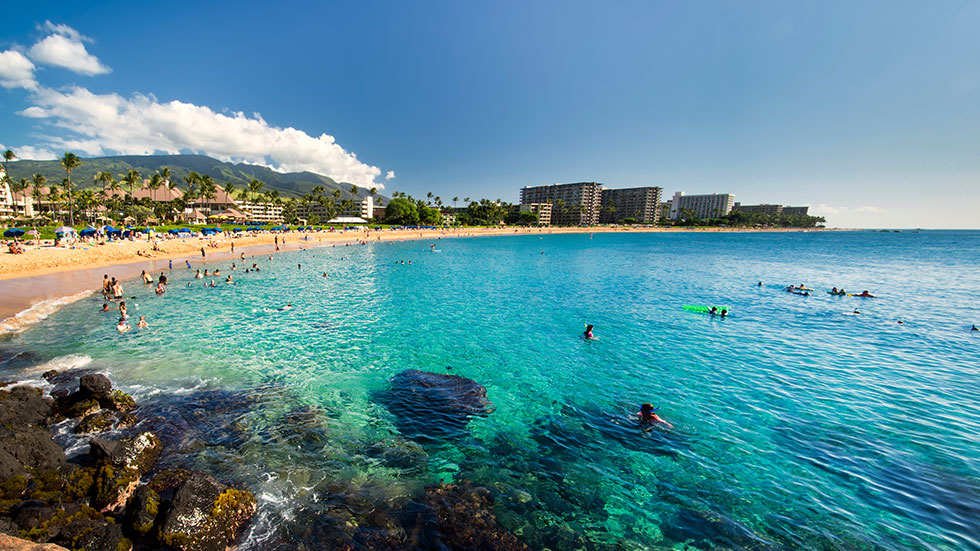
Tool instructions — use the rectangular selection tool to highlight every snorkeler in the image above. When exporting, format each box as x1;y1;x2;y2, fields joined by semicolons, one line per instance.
638;403;673;429
972;325;979;332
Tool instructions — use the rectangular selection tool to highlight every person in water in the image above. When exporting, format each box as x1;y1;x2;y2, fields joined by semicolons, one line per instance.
101;303;110;312
855;290;875;298
137;316;148;329
972;325;979;332
116;319;131;333
709;307;718;315
639;403;673;429
583;324;595;339
720;309;728;317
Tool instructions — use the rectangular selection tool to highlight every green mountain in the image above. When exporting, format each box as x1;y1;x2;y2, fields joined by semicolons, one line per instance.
5;154;384;201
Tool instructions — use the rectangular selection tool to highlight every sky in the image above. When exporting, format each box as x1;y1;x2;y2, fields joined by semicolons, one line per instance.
1;1;979;228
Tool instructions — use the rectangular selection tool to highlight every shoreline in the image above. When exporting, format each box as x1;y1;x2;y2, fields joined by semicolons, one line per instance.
0;226;836;326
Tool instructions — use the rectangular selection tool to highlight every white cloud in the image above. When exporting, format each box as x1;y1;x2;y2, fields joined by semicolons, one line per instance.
385;170;396;180
19;86;387;188
0;50;37;89
4;144;57;160
39;21;87;43
28;24;110;76
810;204;884;216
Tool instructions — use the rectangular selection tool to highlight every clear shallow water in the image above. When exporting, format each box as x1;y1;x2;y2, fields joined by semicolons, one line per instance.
3;230;980;550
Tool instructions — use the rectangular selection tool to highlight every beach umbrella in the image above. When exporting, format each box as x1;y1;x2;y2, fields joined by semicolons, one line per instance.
55;226;76;234
3;229;25;238
79;229;97;237
27;229;39;236
103;226;117;232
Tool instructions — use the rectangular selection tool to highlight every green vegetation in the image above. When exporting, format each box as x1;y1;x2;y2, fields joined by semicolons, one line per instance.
671;207;826;228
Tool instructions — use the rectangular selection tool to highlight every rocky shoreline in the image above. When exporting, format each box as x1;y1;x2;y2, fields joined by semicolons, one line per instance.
1;372;257;551
1;368;532;551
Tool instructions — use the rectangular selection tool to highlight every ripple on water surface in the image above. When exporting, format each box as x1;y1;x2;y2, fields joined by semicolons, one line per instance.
4;230;980;550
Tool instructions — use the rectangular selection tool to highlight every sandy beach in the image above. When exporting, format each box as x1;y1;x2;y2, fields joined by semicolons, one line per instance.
0;226;829;327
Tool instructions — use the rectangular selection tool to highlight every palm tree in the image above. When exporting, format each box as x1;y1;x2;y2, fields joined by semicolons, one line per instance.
122;170;142;207
453;196;459;208
247;179;264;203
32;174;46;217
223;181;236;202
199;175;217;215
350;185;359;198
332;189;341;201
60;152;82;226
149;173;164;203
12;178;29;216
2;149;15;173
184;171;201;194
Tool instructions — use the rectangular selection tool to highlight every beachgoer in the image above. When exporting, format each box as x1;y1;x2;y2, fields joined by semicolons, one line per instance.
201;247;206;258
155;282;166;295
137;316;148;329
102;275;111;299
583;324;595;340
116;319;130;333
322;272;327;277
226;275;233;283
101;303;109;312
720;309;728;317
186;260;192;269
232;263;236;270
853;309;861;315
831;287;839;294
856;290;875;298
159;273;168;285
141;270;152;284
195;269;203;279
169;259;173;270
112;281;123;300
213;269;220;276
709;307;718;315
638;403;673;429
204;269;210;277
972;325;979;332
279;303;293;311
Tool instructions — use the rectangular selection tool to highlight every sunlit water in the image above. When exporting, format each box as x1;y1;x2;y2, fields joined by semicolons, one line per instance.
3;230;980;550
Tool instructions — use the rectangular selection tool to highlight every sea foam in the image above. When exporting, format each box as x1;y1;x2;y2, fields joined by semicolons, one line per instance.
0;290;93;333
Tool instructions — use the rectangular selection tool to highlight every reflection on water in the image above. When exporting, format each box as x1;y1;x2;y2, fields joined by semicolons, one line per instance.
4;230;980;550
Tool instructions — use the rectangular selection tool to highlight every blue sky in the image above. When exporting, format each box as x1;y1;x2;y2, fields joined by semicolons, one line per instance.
2;1;979;227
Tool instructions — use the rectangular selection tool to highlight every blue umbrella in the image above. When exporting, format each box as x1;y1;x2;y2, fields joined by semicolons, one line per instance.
3;229;25;238
168;229;180;234
178;228;192;233
79;229;97;237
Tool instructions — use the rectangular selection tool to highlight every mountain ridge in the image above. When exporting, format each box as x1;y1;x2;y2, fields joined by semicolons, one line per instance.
5;154;384;201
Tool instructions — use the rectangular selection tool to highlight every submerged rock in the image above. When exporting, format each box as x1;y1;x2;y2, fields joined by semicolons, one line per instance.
381;369;495;441
404;481;530;551
157;471;256;551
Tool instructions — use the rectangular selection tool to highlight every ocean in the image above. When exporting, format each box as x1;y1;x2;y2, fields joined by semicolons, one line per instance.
3;230;980;550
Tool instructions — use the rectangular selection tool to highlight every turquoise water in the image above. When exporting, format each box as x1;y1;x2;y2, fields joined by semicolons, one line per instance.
4;230;980;550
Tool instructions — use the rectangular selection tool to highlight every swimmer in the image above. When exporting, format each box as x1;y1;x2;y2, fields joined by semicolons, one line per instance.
298;264;301;269
116;319;131;333
186;260;192;269
855;290;875;298
232;263;236;270
169;259;173;270
155;282;166;295
195;269;203;279
583;324;596;340
972;325;979;332
853;309;861;315
709;307;718;315
639;403;673;429
101;303;110;312
213;269;220;276
141;270;152;284
137;316;148;329
226;275;233;283
279;303;293;311
204;269;210;277
720;309;728;317
322;272;328;277
757;281;763;286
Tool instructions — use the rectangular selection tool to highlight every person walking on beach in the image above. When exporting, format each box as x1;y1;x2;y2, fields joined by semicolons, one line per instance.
112;280;123;300
186;260;192;269
201;247;206;258
231;242;234;254
102;275;111;299
169;259;173;270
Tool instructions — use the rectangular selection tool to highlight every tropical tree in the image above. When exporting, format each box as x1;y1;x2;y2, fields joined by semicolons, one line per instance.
32;174;46;217
2;149;15;175
199;174;216;214
332;189;341;201
350;185;359;198
184;171;201;196
369;187;377;199
12;178;29;216
60;152;82;225
223;181;236;201
247;179;264;203
122;170;142;207
384;197;419;225
453;196;459;208
148;173;164;203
